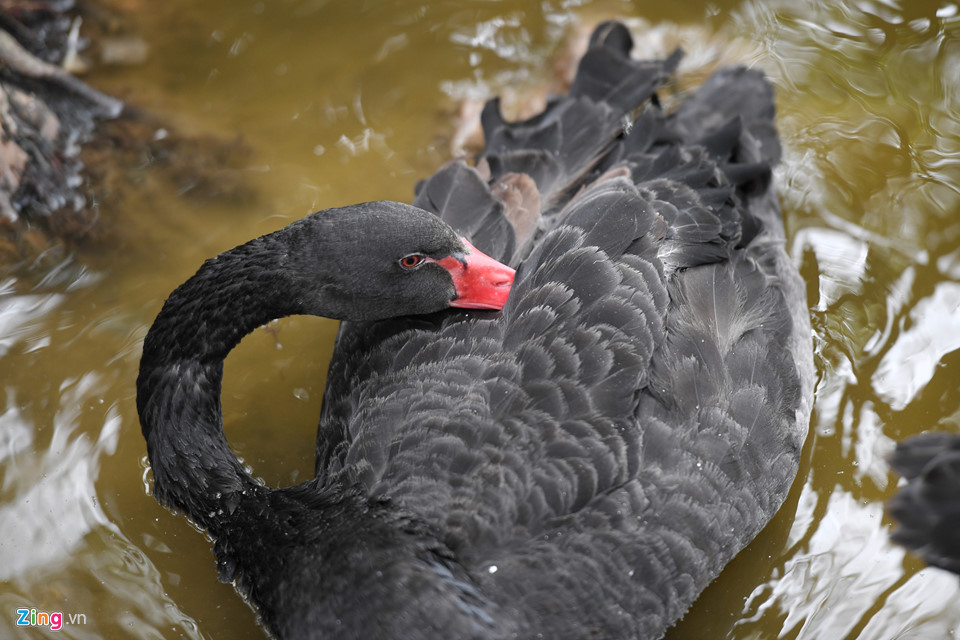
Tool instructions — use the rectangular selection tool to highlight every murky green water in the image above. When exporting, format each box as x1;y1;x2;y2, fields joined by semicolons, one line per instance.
2;0;959;637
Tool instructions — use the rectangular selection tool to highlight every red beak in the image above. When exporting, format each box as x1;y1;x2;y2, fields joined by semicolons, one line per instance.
436;238;514;310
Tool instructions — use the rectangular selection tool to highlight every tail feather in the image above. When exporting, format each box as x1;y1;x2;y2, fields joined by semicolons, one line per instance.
415;23;680;264
481;22;679;213
670;66;780;166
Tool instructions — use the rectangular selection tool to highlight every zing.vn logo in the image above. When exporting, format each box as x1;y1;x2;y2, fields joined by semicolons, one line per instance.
15;608;86;632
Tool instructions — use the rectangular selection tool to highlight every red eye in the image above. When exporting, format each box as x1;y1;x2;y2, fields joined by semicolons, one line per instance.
400;254;424;269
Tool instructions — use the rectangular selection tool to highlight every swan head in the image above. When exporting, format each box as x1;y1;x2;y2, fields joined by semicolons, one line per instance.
284;201;515;321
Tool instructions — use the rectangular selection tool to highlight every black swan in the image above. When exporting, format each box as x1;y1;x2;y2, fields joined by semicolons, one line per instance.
889;433;960;575
138;21;814;640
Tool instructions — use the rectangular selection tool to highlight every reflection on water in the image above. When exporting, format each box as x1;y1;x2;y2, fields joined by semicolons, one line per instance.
740;487;960;639
0;340;201;637
875;282;960;410
0;373;118;581
0;283;63;358
2;0;960;638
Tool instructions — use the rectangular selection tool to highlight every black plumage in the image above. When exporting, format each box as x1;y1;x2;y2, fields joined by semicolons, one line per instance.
889;432;960;576
138;21;814;640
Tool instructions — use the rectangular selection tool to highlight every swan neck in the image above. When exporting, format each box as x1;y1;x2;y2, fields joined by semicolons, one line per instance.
137;234;299;529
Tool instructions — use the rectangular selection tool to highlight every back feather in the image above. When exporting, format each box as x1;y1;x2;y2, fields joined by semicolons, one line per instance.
317;20;813;639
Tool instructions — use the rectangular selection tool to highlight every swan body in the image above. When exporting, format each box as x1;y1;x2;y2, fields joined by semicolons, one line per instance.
138;22;814;640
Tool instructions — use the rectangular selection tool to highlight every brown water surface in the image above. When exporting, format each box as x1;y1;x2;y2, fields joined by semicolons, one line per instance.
2;0;959;638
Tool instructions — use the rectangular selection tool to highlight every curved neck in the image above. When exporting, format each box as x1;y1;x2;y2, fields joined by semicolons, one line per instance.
137;233;304;530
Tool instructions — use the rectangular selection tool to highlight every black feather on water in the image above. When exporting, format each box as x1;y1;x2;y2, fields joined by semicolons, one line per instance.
889;433;960;576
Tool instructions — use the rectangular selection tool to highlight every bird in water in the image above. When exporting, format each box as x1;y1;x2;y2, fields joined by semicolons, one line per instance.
137;21;814;640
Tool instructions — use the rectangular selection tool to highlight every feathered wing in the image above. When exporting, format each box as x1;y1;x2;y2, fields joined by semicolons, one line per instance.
317;21;813;639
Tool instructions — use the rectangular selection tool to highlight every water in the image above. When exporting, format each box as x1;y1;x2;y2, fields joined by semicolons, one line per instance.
2;0;959;637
